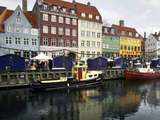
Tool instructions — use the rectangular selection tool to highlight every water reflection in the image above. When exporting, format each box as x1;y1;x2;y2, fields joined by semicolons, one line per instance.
0;80;160;120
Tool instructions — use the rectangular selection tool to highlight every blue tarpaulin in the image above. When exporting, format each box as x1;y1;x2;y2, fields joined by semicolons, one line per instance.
0;54;26;72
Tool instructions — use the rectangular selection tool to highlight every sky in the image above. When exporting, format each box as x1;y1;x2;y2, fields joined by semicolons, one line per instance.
0;0;160;36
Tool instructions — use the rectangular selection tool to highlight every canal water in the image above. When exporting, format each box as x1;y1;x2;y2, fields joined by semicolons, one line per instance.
0;80;160;120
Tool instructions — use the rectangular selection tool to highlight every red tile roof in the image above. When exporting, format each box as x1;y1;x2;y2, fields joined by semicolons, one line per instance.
112;24;143;39
24;11;38;28
42;0;102;23
0;8;38;32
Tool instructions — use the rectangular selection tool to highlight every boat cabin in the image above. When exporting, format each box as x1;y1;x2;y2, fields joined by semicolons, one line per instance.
72;61;87;81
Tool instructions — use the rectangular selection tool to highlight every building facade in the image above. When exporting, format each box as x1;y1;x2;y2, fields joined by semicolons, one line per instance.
33;0;78;57
77;2;102;60
102;26;120;58
0;6;39;58
112;20;143;58
145;32;160;60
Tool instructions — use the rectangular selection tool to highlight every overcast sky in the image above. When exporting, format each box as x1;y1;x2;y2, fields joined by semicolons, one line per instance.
0;0;160;36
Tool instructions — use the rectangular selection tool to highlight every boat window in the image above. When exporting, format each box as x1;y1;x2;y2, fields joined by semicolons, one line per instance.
94;74;97;77
89;75;93;78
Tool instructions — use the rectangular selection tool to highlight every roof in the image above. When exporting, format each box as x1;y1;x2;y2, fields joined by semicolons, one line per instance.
112;24;143;39
0;8;38;32
24;11;38;28
0;6;6;14
42;0;102;23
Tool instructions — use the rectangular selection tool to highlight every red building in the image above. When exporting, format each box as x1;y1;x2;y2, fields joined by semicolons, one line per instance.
33;0;78;57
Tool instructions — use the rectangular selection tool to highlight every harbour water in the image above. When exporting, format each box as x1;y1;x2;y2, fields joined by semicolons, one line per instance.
0;80;160;120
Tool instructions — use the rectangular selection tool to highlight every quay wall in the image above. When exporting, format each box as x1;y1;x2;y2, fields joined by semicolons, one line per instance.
0;69;125;89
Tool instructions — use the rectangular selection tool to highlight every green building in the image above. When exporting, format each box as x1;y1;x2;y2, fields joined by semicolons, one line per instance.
102;26;120;58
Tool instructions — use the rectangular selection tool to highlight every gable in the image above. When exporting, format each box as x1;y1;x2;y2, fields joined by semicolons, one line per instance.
4;6;32;28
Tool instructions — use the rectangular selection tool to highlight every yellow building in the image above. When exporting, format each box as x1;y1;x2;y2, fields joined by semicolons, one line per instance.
112;20;144;58
120;37;143;58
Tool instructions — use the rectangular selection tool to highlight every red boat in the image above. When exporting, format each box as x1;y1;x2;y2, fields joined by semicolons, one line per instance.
125;70;160;80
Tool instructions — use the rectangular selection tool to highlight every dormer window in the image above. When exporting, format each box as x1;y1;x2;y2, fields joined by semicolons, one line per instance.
43;4;48;10
71;9;75;14
89;14;93;19
104;28;108;33
121;31;125;35
111;28;115;34
62;8;66;12
81;13;86;17
96;16;100;20
136;33;139;37
53;6;57;11
129;32;133;37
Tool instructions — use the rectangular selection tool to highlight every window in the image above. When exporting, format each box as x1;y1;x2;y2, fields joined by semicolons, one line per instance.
72;29;77;36
65;40;70;47
43;14;48;21
62;8;66;12
43;26;48;33
59;17;64;23
65;28;70;36
129;32;132;36
51;27;56;34
81;31;85;37
43;4;48;10
65;18;70;24
58;27;64;35
97;33;101;38
16;27;20;33
7;26;11;32
121;31;125;35
24;28;29;34
81;51;85;58
9;37;12;44
92;32;96;37
92;41;95;47
86;31;90;37
135;46;137;51
92;51;95;57
24;38;29;45
32;39;37;45
51;15;57;22
81;41;85;47
72;19;77;25
58;39;64;46
43;38;48;46
81;13;86;17
89;14;93;19
53;6;57;11
97;52;100;56
15;38;20;44
96;16;100;20
71;9;75;14
111;28;115;34
97;42;100;47
51;39;57;46
16;17;21;23
86;41;90;47
72;40;77;47
121;45;123;50
87;51;90;57
6;37;8;44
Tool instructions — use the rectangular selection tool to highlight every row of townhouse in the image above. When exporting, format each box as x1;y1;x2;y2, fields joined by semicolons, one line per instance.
145;32;160;60
0;0;144;60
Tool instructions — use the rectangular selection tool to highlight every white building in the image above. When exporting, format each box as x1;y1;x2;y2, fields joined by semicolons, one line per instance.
0;5;39;58
145;32;160;60
76;2;103;60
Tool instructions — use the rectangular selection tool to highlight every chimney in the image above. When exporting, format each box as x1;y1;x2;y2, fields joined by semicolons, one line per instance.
72;0;76;3
87;2;91;6
22;0;27;11
119;20;124;27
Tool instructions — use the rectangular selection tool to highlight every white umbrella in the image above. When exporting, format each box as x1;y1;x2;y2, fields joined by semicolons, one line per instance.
31;53;52;61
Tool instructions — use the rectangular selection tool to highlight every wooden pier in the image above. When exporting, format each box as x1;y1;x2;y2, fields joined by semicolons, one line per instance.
0;68;125;89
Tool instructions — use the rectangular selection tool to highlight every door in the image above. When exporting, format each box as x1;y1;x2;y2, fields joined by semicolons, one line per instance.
78;68;83;80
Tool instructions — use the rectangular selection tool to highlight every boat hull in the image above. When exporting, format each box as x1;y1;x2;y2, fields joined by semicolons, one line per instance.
30;77;103;91
125;70;160;81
